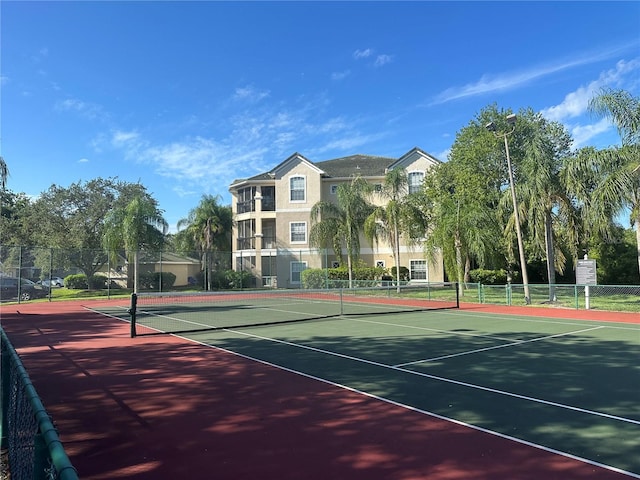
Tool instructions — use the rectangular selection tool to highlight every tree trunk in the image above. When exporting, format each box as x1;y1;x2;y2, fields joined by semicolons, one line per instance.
133;250;139;294
635;215;640;280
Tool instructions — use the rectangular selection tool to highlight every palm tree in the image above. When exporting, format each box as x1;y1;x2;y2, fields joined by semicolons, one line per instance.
566;88;640;277
513;111;577;300
0;156;8;191
309;176;374;288
177;194;233;290
364;167;425;290
103;195;168;293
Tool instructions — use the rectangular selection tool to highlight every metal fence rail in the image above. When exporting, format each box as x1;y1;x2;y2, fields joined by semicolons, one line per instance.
1;328;79;480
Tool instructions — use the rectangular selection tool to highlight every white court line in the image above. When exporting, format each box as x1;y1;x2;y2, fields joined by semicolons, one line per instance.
197;325;640;427
440;309;640;331
177;331;640;479
83;305;640;478
394;326;606;367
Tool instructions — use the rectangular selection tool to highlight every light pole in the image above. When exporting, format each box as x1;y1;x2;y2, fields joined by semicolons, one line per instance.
486;114;531;305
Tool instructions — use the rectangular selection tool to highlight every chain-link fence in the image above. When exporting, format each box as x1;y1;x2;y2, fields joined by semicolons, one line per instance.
1;328;79;480
475;283;640;313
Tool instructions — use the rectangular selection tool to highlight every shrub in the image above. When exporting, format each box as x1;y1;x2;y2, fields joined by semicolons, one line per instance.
139;271;176;290
64;274;88;289
225;270;254;289
391;266;410;282
88;274;108;289
469;269;515;285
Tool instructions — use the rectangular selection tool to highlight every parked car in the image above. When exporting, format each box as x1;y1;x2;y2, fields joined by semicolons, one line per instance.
0;277;50;301
39;277;65;287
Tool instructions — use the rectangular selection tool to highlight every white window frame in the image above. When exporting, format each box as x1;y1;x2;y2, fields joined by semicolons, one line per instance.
407;171;425;194
376;260;386;268
410;259;427;280
330;184;338;195
289;175;306;203
290;261;308;284
289;221;307;244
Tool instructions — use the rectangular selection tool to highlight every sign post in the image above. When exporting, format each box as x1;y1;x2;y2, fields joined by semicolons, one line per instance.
576;256;597;309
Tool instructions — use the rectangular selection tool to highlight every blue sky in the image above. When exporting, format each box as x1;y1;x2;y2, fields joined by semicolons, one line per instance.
1;1;639;232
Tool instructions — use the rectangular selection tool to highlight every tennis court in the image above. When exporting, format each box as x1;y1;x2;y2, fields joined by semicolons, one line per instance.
88;286;640;478
2;289;639;479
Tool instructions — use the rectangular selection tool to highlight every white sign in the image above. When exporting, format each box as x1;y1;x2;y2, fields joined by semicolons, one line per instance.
576;259;597;285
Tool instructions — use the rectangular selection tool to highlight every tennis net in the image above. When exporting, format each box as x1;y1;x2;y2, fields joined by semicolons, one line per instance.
129;282;459;337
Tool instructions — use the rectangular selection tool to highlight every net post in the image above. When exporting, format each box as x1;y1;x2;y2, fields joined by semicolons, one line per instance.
129;293;137;338
455;282;460;308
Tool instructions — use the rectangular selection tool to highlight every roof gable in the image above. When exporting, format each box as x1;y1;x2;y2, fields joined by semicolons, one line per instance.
271;152;325;178
387;147;442;171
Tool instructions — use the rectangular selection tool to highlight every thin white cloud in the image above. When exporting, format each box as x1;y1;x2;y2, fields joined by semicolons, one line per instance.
331;70;351;81
0;75;8;86
374;54;393;67
570;119;612;149
55;97;107;121
432;45;639;105
233;85;270;102
78;158;90;163
541;58;640;122
353;49;373;60
105;93;376;194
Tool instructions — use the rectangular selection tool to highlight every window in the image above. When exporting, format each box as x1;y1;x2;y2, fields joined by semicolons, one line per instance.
410;259;427;280
374;183;383;192
290;176;306;202
331;261;340;268
330;184;338;194
291;261;307;284
376;260;386;268
408;171;425;194
261;186;275;211
237;186;256;213
289;222;307;243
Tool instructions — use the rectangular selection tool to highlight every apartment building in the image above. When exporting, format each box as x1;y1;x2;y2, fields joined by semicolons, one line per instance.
228;147;445;288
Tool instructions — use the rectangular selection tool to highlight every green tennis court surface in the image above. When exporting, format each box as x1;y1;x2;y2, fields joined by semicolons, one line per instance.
91;297;640;477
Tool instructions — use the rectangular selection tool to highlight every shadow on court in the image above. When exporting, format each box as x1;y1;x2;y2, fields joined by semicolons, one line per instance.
0;300;637;479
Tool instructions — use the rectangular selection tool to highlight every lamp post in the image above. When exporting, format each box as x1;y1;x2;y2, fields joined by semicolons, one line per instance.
486;114;531;305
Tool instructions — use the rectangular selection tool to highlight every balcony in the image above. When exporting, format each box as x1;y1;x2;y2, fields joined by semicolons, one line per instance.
237;237;255;250
261;236;277;249
261;197;275;211
237;200;255;214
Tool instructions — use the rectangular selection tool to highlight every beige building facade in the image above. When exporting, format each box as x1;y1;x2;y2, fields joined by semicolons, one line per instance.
228;148;445;289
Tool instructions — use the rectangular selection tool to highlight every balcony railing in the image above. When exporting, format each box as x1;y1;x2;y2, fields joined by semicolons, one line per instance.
237;200;255;214
261;197;275;211
261;236;277;249
237;237;255;250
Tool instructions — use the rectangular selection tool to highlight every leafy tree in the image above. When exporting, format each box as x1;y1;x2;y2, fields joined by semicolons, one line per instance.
177;194;233;290
103;195;168;293
27;178;153;278
422;106;505;288
310;176;374;288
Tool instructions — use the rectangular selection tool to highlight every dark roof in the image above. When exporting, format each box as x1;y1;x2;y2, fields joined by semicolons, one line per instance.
230;152;406;187
315;154;395;178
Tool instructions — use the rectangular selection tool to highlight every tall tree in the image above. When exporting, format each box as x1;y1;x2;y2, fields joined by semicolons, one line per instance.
364;167;426;290
177;194;233;290
103;195;168;293
28;178;153;277
310;176;374;288
0;156;8;191
509;109;577;300
566;88;640;279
